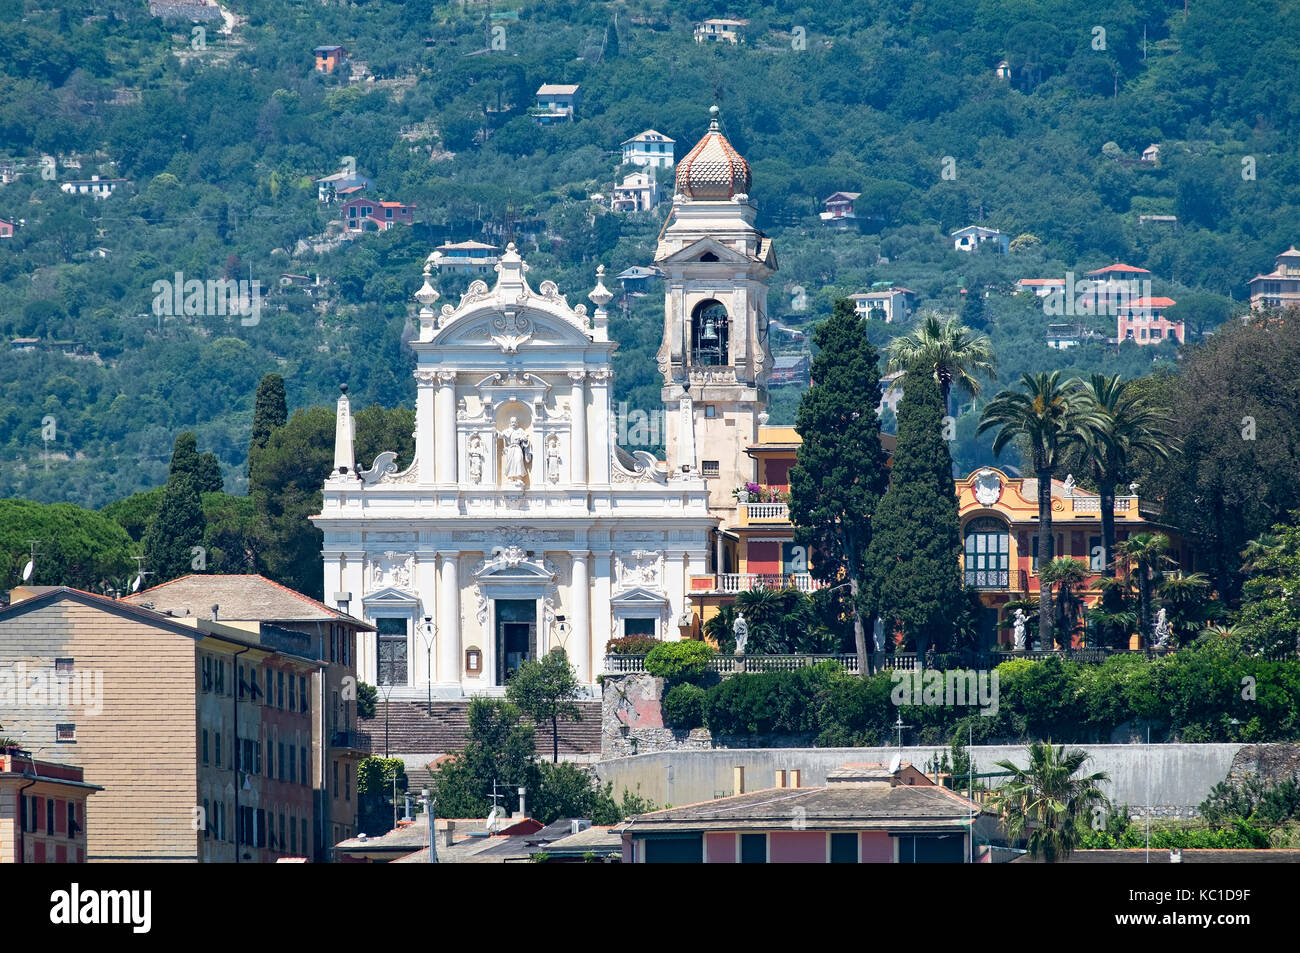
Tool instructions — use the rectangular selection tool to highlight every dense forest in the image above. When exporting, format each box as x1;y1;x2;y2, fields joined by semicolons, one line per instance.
1;0;1296;507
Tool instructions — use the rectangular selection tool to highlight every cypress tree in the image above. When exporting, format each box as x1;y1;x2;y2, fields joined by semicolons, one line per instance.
142;473;206;584
867;370;963;655
249;373;287;479
169;431;223;494
788;298;890;673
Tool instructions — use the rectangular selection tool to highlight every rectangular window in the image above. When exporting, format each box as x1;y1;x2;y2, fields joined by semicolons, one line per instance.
301;748;308;786
289;746;297;784
333;760;339;798
47;798;55;835
300;676;308;714
202;656;212;692
701;460;719;478
624;618;656;638
289;674;296;712
215;732;222;768
277;671;285;709
265;669;272;705
215;659;225;695
238;663;246;699
346;764;352;801
203;798;210;839
56;723;75;742
740;833;767;863
268;811;275;851
280;812;287;852
202;729;209;765
302;819;308;857
55;657;74;674
67;802;76;839
290;817;297;854
830;832;857;863
279;742;286;781
376;617;408;684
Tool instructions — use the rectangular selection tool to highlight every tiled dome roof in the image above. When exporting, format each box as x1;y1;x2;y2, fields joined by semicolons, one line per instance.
675;106;751;200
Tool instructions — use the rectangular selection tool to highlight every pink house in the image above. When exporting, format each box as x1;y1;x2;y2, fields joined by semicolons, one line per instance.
0;219;14;239
620;763;986;863
820;191;861;221
340;198;416;233
1118;295;1183;345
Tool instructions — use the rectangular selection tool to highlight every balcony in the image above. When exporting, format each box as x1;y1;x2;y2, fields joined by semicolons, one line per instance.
740;501;789;523
715;572;826;593
330;730;368;753
963;568;1028;592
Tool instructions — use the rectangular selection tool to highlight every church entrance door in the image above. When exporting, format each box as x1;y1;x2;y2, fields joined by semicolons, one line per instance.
495;598;537;684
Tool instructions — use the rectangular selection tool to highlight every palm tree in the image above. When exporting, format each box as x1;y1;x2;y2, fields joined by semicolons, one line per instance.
1113;532;1175;644
990;741;1110;862
1073;374;1176;578
1158;572;1213;646
884;311;997;412
1038;557;1088;649
978;372;1102;649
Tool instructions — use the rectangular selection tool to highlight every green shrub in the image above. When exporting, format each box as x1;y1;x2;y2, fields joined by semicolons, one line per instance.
662;682;707;729
644;639;714;679
605;634;662;655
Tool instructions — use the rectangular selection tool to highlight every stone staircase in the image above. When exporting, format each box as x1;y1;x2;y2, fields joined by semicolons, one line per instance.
359;700;602;758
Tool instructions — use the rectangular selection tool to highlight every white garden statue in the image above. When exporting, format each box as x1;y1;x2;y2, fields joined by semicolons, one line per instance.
1013;608;1027;651
1154;607;1172;649
733;611;749;656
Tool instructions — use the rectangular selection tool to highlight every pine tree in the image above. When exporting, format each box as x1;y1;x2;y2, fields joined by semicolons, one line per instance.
867;371;963;655
142;473;206;584
168;432;223;494
248;373;287;479
789;298;890;673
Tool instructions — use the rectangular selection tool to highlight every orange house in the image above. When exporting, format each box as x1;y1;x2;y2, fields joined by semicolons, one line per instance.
314;46;347;73
684;427;1186;650
956;467;1190;648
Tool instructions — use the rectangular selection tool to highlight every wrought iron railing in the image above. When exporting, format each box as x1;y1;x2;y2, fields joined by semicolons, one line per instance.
603;647;1122;676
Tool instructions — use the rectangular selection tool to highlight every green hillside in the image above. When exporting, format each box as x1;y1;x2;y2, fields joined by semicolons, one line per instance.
0;0;1295;505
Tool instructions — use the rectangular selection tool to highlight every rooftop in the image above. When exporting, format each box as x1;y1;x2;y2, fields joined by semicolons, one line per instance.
123;573;374;629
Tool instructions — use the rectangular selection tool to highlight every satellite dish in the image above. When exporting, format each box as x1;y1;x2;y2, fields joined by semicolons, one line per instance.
888;752;902;775
21;560;33;581
131;574;143;592
485;806;500;833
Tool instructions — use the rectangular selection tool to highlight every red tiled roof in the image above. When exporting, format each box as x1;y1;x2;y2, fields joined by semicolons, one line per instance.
1087;263;1151;275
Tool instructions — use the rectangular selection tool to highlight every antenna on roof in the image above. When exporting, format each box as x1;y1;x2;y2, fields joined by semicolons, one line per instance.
888;752;902;775
21;539;42;582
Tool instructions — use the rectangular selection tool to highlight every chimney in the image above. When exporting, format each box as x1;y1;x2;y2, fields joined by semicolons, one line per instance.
516;785;527;819
733;766;745;795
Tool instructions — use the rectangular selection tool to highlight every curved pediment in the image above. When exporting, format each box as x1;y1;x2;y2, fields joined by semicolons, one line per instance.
433;302;593;352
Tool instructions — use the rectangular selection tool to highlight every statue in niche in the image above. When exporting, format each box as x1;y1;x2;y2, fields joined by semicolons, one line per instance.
498;416;532;488
545;435;561;483
467;434;485;484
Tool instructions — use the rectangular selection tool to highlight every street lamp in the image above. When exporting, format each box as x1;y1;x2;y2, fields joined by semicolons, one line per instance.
422;787;438;863
380;680;394;758
419;616;438;717
551;614;571;655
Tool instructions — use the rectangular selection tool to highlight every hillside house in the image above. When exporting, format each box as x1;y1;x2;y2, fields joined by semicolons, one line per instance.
1141;143;1160;165
1248;247;1300;311
768;353;810;387
534;84;581;124
851;287;915;323
995;59;1012;80
615;266;663;296
820;192;861;222
1118;296;1183;345
621;130;676;169
694;19;748;44
951;225;1008;254
316;170;372;203
0;219;13;239
426;241;500;275
340;198;415;233
611;171;662;212
315;46;348;73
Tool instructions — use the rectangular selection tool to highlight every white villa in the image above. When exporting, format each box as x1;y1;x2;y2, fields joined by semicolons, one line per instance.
621;130;676;169
314;107;775;699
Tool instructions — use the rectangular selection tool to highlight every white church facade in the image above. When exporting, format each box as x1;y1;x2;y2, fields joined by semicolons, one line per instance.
313;107;776;697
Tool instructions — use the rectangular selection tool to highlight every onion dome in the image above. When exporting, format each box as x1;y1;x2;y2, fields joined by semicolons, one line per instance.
675;105;751;200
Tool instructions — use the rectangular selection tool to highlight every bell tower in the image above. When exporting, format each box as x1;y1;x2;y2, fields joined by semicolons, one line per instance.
655;106;777;519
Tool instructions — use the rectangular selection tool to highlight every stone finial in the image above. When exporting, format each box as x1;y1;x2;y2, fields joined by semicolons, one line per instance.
588;265;613;309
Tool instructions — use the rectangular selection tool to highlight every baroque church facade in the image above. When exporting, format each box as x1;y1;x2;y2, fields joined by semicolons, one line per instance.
313;108;775;697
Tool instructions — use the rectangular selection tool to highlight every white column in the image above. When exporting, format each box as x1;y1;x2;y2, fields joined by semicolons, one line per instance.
591;549;613;678
415;370;436;482
570;551;590;682
435;370;457;483
438;551;461;686
568;371;588;484
589;370;612;483
666;550;686;642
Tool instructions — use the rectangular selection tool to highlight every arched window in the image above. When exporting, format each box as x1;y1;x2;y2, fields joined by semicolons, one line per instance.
964;516;1009;588
691;299;729;366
